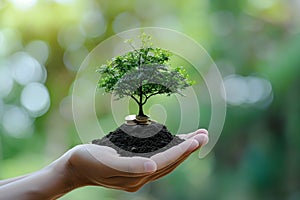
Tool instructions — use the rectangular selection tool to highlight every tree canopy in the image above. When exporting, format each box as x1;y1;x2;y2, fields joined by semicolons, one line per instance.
97;34;193;118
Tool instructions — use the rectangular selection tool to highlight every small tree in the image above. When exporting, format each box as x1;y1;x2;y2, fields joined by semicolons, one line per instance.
97;33;193;120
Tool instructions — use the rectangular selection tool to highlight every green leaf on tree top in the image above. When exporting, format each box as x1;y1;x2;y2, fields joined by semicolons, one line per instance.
96;33;193;117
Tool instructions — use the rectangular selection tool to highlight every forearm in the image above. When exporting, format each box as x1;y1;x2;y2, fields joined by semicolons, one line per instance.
0;174;31;186
0;160;76;200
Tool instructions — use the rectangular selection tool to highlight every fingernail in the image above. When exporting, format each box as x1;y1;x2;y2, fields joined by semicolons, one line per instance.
196;129;208;135
144;161;156;172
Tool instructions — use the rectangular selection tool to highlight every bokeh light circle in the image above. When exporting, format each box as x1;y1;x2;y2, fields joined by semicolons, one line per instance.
21;82;50;117
0;63;14;98
10;52;46;85
72;28;226;165
2;106;34;138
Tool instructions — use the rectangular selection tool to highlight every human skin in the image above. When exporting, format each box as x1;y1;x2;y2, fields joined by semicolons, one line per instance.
0;129;208;200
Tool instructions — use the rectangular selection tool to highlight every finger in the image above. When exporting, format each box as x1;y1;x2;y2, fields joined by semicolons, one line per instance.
177;132;197;139
147;136;206;181
102;175;148;190
97;155;157;174
90;149;158;175
110;157;157;173
93;145;119;155
195;129;209;135
193;133;209;146
150;139;199;170
144;149;192;182
134;141;202;185
77;145;157;175
177;129;208;140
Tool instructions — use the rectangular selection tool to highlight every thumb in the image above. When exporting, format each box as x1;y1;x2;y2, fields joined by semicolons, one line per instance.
100;155;157;174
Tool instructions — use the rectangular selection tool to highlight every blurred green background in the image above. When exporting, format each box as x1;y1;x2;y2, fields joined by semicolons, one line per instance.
1;0;300;199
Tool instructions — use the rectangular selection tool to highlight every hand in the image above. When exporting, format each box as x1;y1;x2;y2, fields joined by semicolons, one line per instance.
65;129;209;192
0;129;208;199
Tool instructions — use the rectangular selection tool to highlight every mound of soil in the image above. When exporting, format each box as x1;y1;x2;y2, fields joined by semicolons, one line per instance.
92;122;184;157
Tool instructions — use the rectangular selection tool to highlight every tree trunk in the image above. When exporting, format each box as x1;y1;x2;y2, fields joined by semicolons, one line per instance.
138;103;145;117
137;85;146;117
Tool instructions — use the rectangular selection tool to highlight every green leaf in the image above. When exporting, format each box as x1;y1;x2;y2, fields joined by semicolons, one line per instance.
96;33;193;111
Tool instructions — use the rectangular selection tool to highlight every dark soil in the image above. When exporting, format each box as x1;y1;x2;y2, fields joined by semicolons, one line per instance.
92;122;184;157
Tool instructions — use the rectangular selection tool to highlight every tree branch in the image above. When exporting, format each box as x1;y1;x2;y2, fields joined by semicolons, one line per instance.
147;91;161;99
130;95;139;105
142;91;161;105
143;93;148;100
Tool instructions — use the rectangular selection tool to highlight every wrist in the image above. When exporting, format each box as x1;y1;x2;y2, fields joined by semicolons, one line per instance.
28;154;80;199
0;163;77;200
47;154;80;198
29;164;75;199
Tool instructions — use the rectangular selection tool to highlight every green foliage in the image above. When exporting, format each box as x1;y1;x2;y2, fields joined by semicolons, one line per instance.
97;33;192;116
